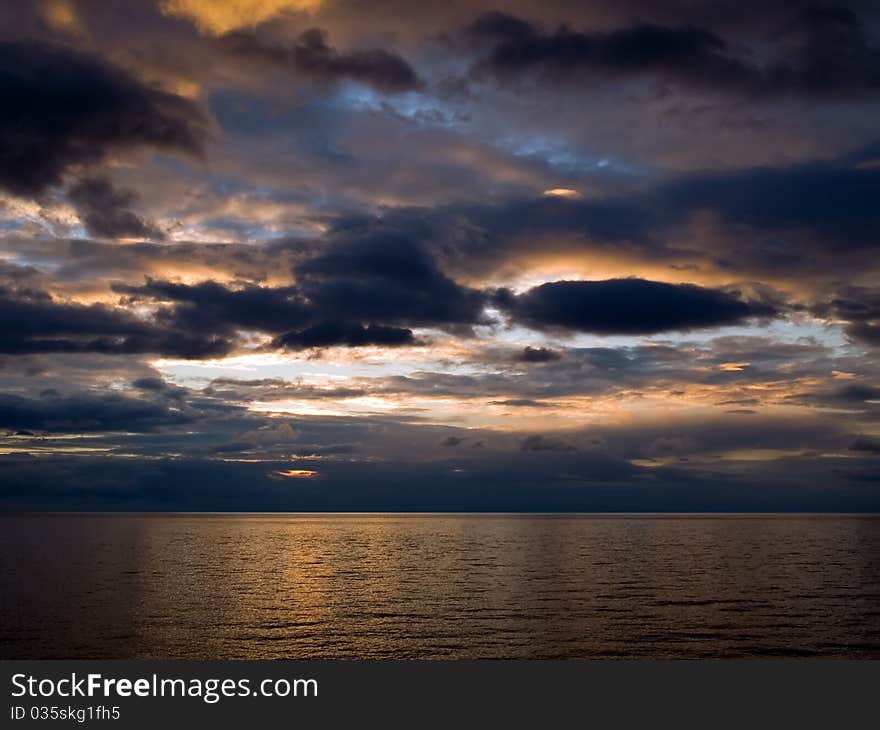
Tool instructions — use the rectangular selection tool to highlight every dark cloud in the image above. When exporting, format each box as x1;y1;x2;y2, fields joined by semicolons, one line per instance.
0;285;231;358
67;177;165;240
116;279;312;336
814;286;880;346
662;163;880;249
520;434;578;452
0;40;211;197
116;224;489;348
131;376;186;399
824;384;880;403
466;7;880;99
297;224;488;329
116;270;460;350
0;392;193;433
498;278;777;335
219;27;423;93
132;377;169;391
273;321;417;349
468;12;749;87
441;435;466;447
850;436;880;454
517;346;561;363
781;381;880;417
846;322;880;346
490;399;552;407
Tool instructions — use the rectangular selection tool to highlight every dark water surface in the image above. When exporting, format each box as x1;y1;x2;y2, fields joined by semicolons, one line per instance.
1;514;879;658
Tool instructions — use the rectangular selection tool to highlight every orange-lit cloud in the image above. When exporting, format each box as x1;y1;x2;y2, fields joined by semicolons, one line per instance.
160;0;323;34
275;468;319;478
40;0;82;34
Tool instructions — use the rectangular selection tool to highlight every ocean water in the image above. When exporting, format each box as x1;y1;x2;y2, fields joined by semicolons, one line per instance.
1;513;878;659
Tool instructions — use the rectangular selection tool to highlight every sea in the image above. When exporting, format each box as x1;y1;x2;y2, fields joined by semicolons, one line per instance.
1;513;878;659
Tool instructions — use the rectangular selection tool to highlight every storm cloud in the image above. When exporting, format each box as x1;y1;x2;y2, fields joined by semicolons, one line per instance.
67;177;166;240
219;27;424;93
498;279;778;335
115;225;489;349
273;321;417;349
466;6;880;99
0;40;211;197
0;286;231;358
813;286;880;346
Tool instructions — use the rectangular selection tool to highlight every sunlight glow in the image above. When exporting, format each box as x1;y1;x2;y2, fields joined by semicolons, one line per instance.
275;469;319;479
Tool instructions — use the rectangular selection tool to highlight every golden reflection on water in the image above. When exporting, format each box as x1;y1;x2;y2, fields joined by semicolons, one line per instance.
1;514;879;658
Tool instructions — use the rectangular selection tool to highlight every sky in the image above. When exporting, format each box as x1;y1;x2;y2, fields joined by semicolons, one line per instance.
1;0;879;511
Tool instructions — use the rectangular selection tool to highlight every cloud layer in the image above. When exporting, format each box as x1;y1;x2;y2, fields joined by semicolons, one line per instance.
0;0;878;510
